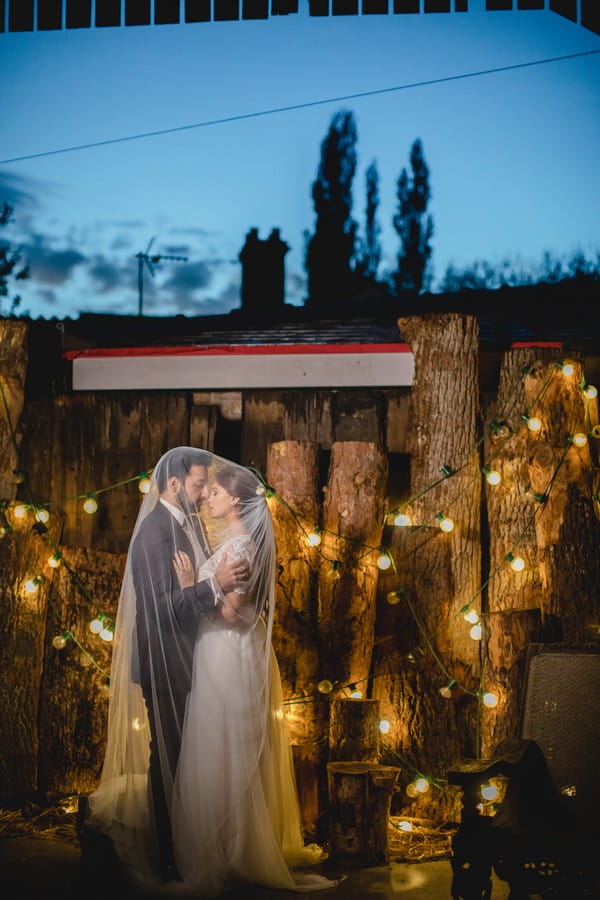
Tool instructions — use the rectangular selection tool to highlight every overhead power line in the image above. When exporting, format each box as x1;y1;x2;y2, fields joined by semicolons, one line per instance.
1;49;598;166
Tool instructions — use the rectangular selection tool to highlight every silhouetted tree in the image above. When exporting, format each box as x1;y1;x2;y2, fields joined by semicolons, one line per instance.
305;110;358;308
356;160;382;282
0;203;29;316
392;139;434;295
439;250;600;293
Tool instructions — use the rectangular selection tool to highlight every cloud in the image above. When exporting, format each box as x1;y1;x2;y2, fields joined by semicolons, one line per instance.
0;171;39;216
88;254;133;293
23;233;87;286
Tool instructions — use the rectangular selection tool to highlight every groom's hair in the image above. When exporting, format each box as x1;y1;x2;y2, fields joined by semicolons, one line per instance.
156;450;211;493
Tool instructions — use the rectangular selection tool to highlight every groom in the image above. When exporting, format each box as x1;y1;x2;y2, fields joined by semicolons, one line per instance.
131;448;248;880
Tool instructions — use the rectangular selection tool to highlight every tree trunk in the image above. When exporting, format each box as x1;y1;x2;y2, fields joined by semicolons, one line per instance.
266;440;324;832
377;314;481;822
0;319;29;500
318;441;388;689
329;698;380;763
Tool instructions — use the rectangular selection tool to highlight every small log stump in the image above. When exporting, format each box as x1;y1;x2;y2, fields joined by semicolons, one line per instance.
327;762;400;865
329;698;380;763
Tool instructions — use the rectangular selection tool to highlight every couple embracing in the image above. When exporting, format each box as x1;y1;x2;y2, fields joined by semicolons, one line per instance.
87;447;335;897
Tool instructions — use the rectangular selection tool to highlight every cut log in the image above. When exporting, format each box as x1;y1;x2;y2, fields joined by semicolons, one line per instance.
329;698;380;763
0;319;29;500
318;441;388;688
327;762;400;865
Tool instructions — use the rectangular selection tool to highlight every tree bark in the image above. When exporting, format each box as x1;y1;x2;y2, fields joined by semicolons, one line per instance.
318;441;388;689
329;698;380;763
266;440;324;831
0;319;29;500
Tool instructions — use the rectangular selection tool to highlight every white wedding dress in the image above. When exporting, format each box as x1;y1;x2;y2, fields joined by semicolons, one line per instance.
171;535;334;896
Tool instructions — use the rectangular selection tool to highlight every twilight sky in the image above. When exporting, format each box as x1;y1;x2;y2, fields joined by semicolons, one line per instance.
0;4;599;320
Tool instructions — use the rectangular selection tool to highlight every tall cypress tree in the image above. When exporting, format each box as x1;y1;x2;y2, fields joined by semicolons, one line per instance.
392;139;434;295
305;110;358;308
356;160;382;282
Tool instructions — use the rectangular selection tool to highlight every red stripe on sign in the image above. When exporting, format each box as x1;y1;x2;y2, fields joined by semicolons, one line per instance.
510;341;563;349
63;343;411;360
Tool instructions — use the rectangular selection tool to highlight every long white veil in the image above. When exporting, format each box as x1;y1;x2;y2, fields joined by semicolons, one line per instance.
86;448;333;896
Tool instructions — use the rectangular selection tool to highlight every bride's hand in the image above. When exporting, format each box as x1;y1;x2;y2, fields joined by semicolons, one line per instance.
173;550;195;588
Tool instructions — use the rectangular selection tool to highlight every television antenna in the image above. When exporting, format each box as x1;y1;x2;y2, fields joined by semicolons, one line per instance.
135;237;188;316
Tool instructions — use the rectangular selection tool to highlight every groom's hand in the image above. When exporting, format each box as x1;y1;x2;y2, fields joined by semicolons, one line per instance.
214;555;249;595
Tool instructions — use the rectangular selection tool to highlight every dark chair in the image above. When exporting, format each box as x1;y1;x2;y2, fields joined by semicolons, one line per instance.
448;644;600;900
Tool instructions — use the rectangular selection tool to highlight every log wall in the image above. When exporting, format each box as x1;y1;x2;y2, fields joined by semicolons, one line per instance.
1;316;599;835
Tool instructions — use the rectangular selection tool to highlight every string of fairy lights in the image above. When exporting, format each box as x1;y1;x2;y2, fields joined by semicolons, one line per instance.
0;358;598;802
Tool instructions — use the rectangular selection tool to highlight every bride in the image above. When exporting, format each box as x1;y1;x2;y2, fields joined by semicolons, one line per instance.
86;448;335;897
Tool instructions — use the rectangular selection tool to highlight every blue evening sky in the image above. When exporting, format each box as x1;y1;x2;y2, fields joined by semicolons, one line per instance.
0;4;598;319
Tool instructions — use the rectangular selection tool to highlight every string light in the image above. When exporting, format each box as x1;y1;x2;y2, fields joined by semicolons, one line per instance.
436;513;454;533
306;530;321;547
481;691;499;708
569;433;588;448
52;632;71;650
377;552;392;570
480;782;499;802
47;552;62;568
138;476;151;494
582;384;598;400
89;617;104;634
558;360;576;377
469;623;482;641
405;782;419;798
317;680;334;694
379;720;391;734
506;553;526;572
24;576;42;594
414;777;430;794
386;590;402;606
397;820;413;832
14;504;28;519
524;415;542;433
83;495;98;515
99;625;114;642
439;680;456;699
35;508;50;524
348;683;363;699
483;466;501;486
592;425;600;440
393;512;412;527
463;609;479;624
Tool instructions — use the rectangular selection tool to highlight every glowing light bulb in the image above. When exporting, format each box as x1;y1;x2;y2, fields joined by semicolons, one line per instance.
405;782;419;798
464;610;479;624
306;531;321;547
571;433;588;448
89;618;104;634
35;508;50;524
83;496;98;515
52;634;68;650
482;692;498;708
509;555;525;573
481;783;499;802
525;416;542;433
398;820;412;832
25;577;41;594
379;719;391;734
14;504;28;519
138;477;151;494
79;651;92;668
394;513;412;527
438;515;454;533
560;360;575;377
350;689;363;699
317;679;333;694
132;717;142;731
415;778;430;794
47;553;61;569
386;590;402;606
485;470;501;486
470;623;482;641
99;627;114;642
439;685;453;699
583;384;598;400
377;553;392;570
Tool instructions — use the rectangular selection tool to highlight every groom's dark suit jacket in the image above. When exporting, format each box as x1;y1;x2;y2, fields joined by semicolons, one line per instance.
130;500;217;875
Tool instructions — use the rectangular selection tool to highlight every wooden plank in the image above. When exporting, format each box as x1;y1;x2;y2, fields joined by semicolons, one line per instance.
0;320;29;500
